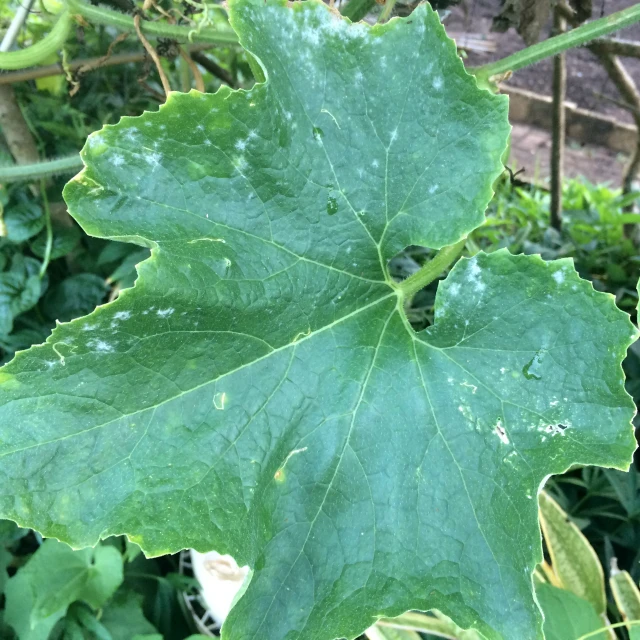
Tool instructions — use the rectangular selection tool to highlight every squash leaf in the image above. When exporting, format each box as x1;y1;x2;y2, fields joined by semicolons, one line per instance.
0;1;636;639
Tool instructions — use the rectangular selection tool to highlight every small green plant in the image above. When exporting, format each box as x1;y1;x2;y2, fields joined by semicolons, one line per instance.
1;1;640;640
0;519;206;640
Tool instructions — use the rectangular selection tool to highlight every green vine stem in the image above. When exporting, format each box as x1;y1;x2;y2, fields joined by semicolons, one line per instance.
38;179;53;280
0;10;71;70
0;155;84;183
473;3;640;82
397;238;466;299
65;0;238;45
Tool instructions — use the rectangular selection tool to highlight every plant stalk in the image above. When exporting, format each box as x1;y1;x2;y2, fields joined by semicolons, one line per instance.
0;44;213;85
591;37;640;58
39;180;53;279
397;238;466;299
472;3;640;82
65;0;238;45
0;155;84;183
550;8;566;231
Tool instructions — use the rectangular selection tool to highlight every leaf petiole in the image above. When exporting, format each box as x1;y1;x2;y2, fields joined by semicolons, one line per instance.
38;179;53;280
396;238;466;299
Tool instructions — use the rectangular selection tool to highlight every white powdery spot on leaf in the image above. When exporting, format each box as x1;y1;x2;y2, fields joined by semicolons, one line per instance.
145;152;162;166
88;339;114;353
114;311;132;321
432;76;443;90
87;135;103;149
302;27;320;45
448;283;460;296
123;129;139;142
157;308;175;318
466;257;486;294
552;270;565;284
235;139;247;151
111;154;125;167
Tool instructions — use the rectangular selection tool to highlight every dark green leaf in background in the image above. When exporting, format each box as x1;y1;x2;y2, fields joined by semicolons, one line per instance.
41;274;108;323
0;255;44;337
2;201;44;244
30;224;80;260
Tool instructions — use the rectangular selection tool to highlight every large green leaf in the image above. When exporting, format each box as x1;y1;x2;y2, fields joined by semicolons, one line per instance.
0;1;637;639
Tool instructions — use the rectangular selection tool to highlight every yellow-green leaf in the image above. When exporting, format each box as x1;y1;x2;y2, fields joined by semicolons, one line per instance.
610;567;640;637
376;611;484;639
539;492;606;615
366;625;421;640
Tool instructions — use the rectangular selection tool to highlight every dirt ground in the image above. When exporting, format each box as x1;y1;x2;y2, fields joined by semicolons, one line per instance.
445;0;640;124
509;121;630;185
